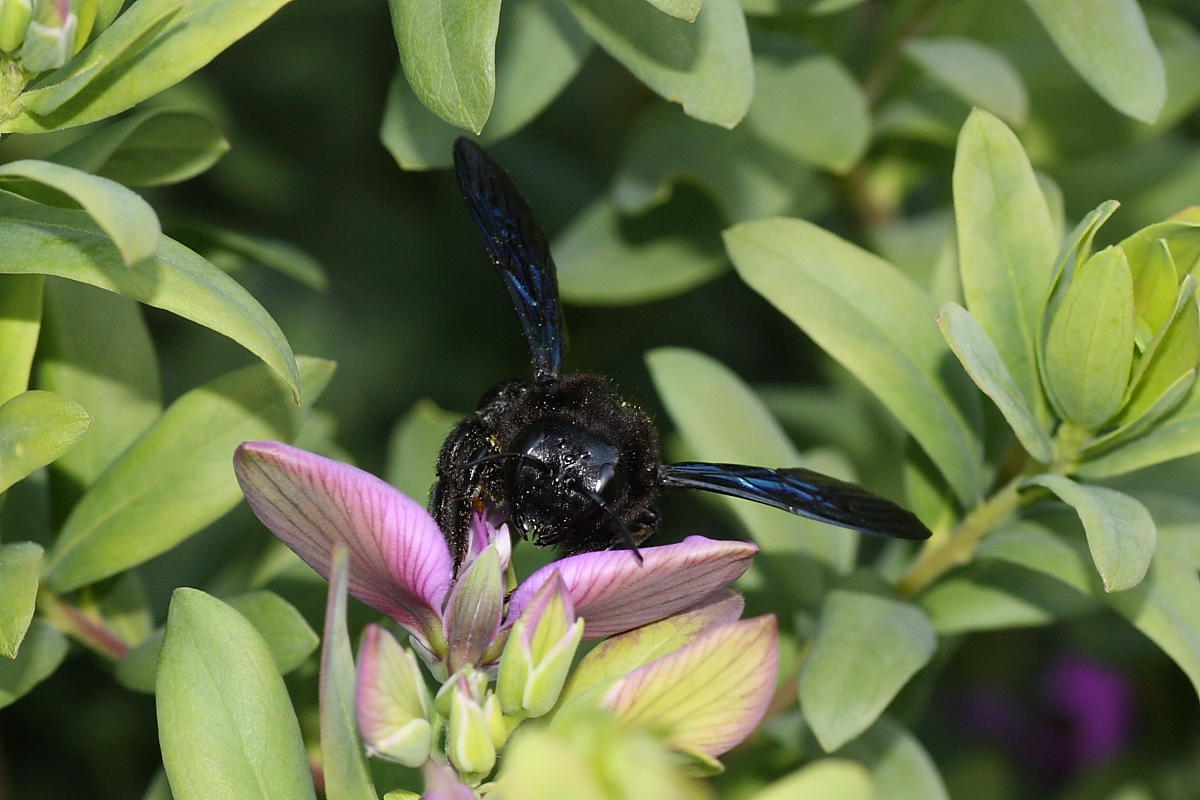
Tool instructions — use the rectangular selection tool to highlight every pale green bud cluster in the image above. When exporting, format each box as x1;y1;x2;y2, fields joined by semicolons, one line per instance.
495;581;584;718
0;0;118;73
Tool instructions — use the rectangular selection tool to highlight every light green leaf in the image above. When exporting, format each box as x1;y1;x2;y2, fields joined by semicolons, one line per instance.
1044;247;1136;429
954;109;1058;424
0;159;159;265
749;759;873;800
1076;378;1200;478
44;357;334;592
0;189;301;400
168;222;328;291
320;549;378;800
905;37;1028;127
1127;239;1180;349
1023;475;1155;592
800;572;936;752
838;717;949;800
937;302;1052;462
48;109;229;187
0;542;42;658
385;399;460;501
117;591;320;693
565;0;753;128
1083;368;1196;457
388;0;501;133
1023;0;1166;123
37;279;161;488
6;0;297;133
0;621;67;709
644;0;700;20
381;0;591;169
646;347;855;608
0;273;43;404
726;217;985;506
1121;279;1200;424
157;589;316;800
556;193;727;305
0;390;92;494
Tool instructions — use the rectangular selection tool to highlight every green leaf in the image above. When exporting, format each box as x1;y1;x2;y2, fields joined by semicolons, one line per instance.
388;0;501;133
1023;475;1155;592
168;222;329;291
1121;278;1200;424
726;217;985;506
320;548;378;800
1076;379;1200;478
643;0;700;20
749;759;873;800
385;399;460;501
1125;239;1180;349
565;0;753;128
937;302;1052;463
48;109;230;187
953;109;1058;424
1023;0;1166;123
0;159;160;265
157;589;316;800
117;591;319;693
1043;247;1136;429
381;0;591;169
799;572;936;752
0;542;42;658
44;357;334;592
0;189;301;400
6;0;298;133
0;273;43;404
1082;369;1196;459
556;192;727;305
837;717;949;800
0;390;92;494
646;348;855;608
37;279;161;488
904;37;1028;127
0;620;67;709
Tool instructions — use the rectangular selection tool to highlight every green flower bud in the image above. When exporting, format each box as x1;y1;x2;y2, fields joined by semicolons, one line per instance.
355;625;434;767
0;0;32;53
447;675;496;779
495;572;584;718
483;692;508;749
19;0;76;72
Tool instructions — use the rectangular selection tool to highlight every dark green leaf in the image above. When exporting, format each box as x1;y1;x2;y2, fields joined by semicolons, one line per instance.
0;621;67;709
0;274;43;403
0;542;42;658
905;37;1028;127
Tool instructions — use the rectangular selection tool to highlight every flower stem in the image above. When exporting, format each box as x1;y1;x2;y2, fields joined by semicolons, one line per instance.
37;590;130;661
895;476;1026;598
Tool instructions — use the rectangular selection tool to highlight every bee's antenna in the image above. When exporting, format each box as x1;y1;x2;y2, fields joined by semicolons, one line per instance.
463;451;551;476
574;483;643;564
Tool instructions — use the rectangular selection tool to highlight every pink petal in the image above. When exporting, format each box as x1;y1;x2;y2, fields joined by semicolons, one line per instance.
234;441;451;639
421;760;476;800
508;536;757;638
604;615;779;757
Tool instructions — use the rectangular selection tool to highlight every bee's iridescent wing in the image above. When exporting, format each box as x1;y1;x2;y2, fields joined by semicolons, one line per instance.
660;462;932;541
453;137;565;382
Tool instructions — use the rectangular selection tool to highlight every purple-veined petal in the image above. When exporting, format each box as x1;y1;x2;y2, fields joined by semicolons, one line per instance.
234;441;452;641
422;760;476;800
603;615;779;757
508;536;757;638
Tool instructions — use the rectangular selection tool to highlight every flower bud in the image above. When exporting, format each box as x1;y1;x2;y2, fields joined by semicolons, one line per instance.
0;0;31;53
19;0;76;72
355;625;433;767
447;673;496;779
443;542;503;673
495;572;584;718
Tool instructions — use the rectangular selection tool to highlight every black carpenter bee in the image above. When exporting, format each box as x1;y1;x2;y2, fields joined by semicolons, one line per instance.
430;138;931;568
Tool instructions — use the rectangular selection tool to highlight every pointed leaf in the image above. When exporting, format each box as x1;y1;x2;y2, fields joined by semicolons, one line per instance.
6;0;298;133
157;589;316;800
1023;475;1155;592
954;109;1058;421
169;222;329;291
509;536;756;639
905;37;1028;126
44;358;334;591
726;217;985;506
0;542;42;658
385;399;460;500
604;615;778;757
837;717;949;800
565;0;753;128
749;759;873;800
0;390;92;494
1121;279;1200;423
643;0;700;20
800;572;936;752
1076;379;1200;478
0;621;67;709
388;0;501;133
647;347;855;606
0;274;43;404
1023;0;1166;123
0;190;301;400
1127;239;1180;348
37;279;161;488
937;302;1052;462
1043;246;1136;429
233;440;453;641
